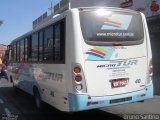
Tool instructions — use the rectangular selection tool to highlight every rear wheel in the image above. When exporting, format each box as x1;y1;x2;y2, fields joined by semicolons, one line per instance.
34;88;43;109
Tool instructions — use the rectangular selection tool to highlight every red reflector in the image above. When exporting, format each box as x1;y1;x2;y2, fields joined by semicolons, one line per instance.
75;76;82;82
64;97;68;100
87;101;98;105
92;102;98;105
87;101;92;105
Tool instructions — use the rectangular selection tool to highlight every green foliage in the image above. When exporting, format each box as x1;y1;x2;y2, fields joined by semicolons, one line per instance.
0;20;3;26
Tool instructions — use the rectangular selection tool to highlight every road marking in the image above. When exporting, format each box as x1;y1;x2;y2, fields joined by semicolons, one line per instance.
0;98;4;103
4;108;11;117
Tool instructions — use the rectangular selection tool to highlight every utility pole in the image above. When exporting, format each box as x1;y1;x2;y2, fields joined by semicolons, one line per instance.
48;2;54;14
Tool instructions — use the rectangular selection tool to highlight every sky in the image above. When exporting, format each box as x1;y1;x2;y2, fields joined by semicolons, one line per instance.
0;0;60;45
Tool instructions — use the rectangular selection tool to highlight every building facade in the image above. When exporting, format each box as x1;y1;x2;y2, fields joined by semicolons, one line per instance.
0;45;7;64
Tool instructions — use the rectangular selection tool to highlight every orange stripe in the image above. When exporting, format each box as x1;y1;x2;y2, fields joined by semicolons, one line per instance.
94;47;108;54
90;49;106;56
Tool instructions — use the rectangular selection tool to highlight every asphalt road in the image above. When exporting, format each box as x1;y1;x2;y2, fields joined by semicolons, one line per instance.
0;77;123;120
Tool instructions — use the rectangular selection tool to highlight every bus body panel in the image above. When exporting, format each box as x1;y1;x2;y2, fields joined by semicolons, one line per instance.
84;57;147;96
77;9;152;97
8;62;70;111
82;37;149;96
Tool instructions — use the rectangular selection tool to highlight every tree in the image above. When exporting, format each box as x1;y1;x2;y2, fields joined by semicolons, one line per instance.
0;20;3;26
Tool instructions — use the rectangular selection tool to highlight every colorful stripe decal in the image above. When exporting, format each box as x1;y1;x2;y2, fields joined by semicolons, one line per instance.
94;47;108;54
105;17;123;24
100;19;122;26
85;47;109;59
86;52;104;59
99;16;123;27
90;49;106;56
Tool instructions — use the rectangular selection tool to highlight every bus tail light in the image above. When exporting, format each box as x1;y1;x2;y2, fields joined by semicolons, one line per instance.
149;59;153;77
147;59;153;84
76;84;83;91
75;75;82;82
72;63;87;93
74;66;81;74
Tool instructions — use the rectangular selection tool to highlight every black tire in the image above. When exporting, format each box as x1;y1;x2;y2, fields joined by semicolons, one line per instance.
10;76;13;83
34;88;43;109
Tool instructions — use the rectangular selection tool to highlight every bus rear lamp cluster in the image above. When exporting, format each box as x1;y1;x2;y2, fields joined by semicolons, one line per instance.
147;59;153;84
73;64;87;93
149;59;153;77
87;101;99;106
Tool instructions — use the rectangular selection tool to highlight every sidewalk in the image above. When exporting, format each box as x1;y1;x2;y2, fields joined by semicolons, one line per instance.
101;96;160;114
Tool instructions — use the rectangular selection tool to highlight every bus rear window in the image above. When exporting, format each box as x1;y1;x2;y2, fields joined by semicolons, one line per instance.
79;10;144;45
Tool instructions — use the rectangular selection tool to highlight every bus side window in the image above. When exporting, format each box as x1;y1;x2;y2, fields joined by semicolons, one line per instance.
28;36;32;62
24;38;28;62
32;33;38;62
39;31;44;62
54;20;65;63
44;26;53;62
20;39;25;62
60;20;65;64
13;43;17;61
17;41;20;62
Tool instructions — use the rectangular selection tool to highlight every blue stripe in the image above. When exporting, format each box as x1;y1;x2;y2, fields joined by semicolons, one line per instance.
86;52;104;59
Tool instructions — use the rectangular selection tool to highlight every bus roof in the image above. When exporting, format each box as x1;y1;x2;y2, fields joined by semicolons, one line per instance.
10;13;64;44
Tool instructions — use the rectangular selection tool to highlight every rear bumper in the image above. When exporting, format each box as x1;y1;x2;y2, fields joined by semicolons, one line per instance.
68;85;153;112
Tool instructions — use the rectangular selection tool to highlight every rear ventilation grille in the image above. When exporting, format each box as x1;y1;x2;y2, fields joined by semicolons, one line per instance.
110;97;132;104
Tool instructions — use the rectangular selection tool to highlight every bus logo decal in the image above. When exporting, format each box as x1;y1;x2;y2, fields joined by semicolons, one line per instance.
85;47;108;59
99;15;132;31
99;16;123;28
97;59;138;68
86;52;104;59
85;47;115;60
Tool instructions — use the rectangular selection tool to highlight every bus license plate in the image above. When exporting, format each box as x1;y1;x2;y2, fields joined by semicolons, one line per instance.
111;78;129;88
